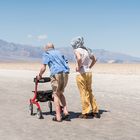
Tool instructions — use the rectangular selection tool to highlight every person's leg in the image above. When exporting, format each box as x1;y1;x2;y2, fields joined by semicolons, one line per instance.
53;93;61;121
57;73;70;121
60;73;69;115
86;72;100;118
51;75;62;121
60;94;69;114
76;73;91;115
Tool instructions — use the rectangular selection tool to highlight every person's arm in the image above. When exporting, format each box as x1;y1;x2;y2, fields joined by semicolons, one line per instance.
89;55;97;69
74;50;82;72
37;64;46;80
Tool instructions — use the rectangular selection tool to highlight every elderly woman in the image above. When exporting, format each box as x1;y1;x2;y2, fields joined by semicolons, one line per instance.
71;36;100;119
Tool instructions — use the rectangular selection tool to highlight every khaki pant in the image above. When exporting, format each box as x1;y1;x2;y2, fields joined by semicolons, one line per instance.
51;73;68;106
76;72;99;114
51;73;68;93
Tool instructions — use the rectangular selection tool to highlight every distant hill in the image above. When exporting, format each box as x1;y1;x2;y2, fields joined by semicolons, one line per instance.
93;49;140;63
0;39;42;61
0;39;140;63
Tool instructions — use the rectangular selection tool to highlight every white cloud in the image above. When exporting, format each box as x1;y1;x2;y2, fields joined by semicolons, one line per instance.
37;34;47;41
27;34;33;39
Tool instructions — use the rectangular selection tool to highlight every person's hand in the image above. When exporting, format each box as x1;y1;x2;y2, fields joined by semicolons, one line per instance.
37;74;42;80
76;66;80;72
89;59;97;69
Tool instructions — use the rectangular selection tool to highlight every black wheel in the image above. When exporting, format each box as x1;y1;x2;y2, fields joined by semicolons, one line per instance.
48;101;52;113
29;103;33;115
36;109;43;119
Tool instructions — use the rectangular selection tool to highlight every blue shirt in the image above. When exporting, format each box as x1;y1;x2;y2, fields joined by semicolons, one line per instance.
42;49;69;76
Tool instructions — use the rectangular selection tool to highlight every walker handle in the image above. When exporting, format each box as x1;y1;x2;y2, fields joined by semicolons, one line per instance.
34;77;51;83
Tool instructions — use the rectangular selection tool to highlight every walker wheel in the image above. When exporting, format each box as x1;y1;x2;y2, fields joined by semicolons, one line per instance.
29;103;33;115
48;101;52;113
36;109;43;119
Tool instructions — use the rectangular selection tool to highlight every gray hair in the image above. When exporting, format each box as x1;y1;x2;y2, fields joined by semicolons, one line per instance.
71;36;85;49
44;43;54;51
71;36;94;57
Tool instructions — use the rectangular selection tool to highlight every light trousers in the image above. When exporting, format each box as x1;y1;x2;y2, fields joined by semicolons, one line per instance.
76;72;99;114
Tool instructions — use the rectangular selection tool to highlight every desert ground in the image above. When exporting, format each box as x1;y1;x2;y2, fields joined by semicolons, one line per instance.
0;62;140;140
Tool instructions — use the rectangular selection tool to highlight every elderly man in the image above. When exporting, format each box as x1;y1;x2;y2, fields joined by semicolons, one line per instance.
37;43;70;122
71;36;100;119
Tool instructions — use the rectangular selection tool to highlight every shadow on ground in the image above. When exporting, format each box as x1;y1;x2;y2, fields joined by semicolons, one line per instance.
68;109;110;119
30;109;110;120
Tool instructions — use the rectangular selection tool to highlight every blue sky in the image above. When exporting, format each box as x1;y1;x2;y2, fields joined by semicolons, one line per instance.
0;0;140;57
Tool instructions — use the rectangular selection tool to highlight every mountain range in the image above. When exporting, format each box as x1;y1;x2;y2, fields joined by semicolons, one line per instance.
0;39;140;63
